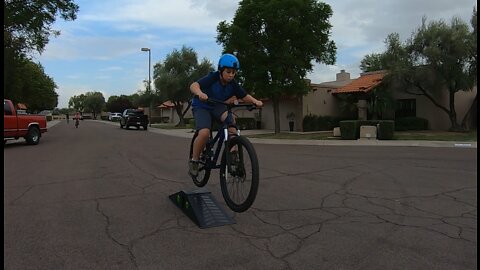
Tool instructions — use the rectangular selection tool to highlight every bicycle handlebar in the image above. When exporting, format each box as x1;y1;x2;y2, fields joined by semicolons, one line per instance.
194;95;258;111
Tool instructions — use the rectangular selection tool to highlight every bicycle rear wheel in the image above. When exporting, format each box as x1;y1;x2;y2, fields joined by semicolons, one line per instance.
220;136;259;212
189;132;211;187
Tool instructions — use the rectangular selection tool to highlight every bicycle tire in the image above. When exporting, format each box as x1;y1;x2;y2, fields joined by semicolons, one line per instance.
189;132;211;187
220;136;259;212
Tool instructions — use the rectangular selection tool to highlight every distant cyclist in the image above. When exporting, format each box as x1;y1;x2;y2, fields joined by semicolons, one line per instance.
66;113;69;124
74;111;81;128
188;53;263;177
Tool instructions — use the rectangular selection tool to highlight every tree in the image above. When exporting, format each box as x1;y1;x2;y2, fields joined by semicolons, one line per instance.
105;95;134;113
461;7;477;129
68;94;86;112
154;46;214;126
83;92;106;119
5;59;58;111
361;8;477;131
4;0;79;56
390;15;476;131
217;0;336;133
4;0;79;103
360;53;385;73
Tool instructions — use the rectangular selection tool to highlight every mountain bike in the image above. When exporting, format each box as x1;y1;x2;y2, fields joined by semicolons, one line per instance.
188;98;259;213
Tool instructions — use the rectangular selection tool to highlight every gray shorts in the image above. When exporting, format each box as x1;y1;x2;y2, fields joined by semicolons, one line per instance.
192;104;235;130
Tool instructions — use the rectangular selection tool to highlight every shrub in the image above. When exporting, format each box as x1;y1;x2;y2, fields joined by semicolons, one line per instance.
340;120;358;139
340;120;395;140
189;118;195;129
377;120;395;140
302;114;316;131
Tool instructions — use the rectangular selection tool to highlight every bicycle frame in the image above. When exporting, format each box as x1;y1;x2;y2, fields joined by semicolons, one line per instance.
199;98;254;171
203;111;239;170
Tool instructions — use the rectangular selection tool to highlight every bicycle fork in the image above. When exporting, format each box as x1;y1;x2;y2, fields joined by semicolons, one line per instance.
224;128;244;178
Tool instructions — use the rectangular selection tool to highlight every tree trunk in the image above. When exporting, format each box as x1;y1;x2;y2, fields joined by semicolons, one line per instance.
461;94;477;130
448;91;463;131
174;103;185;127
273;96;280;134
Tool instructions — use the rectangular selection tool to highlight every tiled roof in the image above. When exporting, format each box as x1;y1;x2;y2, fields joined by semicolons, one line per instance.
16;103;27;109
158;101;175;108
333;71;386;94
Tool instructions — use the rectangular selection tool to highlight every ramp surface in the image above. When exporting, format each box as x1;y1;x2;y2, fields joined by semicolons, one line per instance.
169;188;235;228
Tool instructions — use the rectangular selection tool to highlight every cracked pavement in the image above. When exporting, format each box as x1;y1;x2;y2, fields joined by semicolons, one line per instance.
4;120;477;269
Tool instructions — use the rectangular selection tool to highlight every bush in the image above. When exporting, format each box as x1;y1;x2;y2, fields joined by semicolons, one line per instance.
395;117;429;131
303;114;347;131
189;118;195;129
302;114;316;131
377;120;395;140
340;120;358;139
340;120;395;140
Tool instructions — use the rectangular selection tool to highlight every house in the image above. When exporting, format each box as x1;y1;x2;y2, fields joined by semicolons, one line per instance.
146;69;476;131
301;70;477;131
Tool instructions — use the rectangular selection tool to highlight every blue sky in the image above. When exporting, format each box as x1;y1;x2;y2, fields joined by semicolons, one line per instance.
34;0;476;108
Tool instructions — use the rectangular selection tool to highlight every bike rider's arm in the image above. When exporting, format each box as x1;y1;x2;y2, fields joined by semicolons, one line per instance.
241;94;263;107
190;82;208;101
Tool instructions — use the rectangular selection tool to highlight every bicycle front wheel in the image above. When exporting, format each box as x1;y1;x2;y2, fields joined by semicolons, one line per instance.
220;136;259;212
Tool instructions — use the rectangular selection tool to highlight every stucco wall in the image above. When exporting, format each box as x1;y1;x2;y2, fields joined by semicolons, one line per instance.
394;86;477;130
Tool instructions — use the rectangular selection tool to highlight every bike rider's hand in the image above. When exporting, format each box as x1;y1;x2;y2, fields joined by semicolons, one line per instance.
225;96;239;105
253;100;263;107
198;92;208;101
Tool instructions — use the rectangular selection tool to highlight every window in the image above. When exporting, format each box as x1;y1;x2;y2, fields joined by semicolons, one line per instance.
395;99;416;118
4;100;12;115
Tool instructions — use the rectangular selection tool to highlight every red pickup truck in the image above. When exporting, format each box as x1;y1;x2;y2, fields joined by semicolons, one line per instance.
4;99;47;145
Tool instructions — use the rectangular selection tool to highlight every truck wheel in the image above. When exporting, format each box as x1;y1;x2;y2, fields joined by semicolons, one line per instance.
126;125;129;129
25;126;41;145
143;125;148;130
120;123;124;128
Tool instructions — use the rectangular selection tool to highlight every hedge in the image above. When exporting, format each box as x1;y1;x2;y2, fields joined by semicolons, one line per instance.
339;120;395;140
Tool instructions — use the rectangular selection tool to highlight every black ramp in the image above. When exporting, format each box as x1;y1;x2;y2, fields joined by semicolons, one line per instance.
169;188;236;229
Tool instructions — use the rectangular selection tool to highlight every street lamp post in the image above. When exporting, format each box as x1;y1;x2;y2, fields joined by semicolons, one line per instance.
141;47;152;127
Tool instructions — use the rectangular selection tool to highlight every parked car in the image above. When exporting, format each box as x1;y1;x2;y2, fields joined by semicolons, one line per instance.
120;109;149;130
109;112;122;121
4;99;47;145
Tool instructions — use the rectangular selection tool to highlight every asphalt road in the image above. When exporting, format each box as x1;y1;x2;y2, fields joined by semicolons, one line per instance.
4;120;477;270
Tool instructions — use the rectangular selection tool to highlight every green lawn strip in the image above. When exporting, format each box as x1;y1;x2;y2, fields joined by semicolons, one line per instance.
152;124;476;141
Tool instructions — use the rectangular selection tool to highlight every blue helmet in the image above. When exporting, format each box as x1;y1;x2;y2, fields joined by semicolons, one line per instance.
218;53;240;71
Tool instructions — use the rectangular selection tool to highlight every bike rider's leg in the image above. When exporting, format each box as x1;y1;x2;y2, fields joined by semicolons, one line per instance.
192;128;209;161
189;108;212;176
220;110;238;149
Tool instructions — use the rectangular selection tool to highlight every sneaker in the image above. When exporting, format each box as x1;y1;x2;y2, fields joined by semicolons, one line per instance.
188;160;199;177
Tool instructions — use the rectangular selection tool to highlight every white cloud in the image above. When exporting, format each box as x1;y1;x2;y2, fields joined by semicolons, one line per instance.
40;0;476;108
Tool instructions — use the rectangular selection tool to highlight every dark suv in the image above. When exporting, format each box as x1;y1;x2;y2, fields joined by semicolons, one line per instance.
120;109;149;130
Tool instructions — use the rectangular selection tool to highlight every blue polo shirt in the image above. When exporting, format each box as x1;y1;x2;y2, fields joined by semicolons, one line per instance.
192;71;247;110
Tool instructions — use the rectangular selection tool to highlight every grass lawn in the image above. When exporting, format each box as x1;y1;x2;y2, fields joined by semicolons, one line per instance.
152;123;476;141
247;130;477;141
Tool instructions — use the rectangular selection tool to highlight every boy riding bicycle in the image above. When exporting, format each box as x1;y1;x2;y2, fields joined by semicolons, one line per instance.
189;53;263;177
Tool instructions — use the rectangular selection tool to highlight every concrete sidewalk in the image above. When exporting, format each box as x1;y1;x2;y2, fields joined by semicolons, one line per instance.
50;120;477;148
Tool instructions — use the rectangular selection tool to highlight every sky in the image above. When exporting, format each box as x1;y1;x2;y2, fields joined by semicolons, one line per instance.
34;0;477;109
